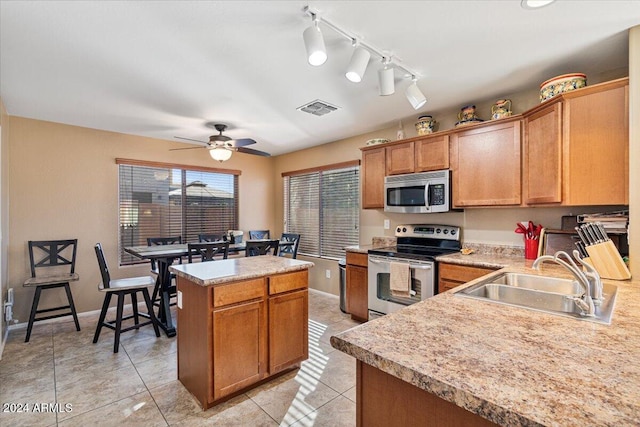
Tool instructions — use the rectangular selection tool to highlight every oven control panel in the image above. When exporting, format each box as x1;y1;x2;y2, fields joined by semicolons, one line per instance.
395;224;460;241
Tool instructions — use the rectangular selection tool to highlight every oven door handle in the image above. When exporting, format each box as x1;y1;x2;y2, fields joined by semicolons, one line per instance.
409;264;432;270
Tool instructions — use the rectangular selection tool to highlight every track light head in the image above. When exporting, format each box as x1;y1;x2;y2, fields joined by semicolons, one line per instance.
345;45;370;83
303;17;327;66
405;77;427;109
378;58;394;96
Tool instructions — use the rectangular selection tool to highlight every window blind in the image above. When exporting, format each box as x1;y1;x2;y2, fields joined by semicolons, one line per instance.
284;164;359;259
118;163;238;265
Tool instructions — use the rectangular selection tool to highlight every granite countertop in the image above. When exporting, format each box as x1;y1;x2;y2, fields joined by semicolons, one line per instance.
331;265;640;426
169;256;314;286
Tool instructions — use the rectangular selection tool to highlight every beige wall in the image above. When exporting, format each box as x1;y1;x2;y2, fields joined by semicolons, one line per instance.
7;117;275;325
0;97;9;348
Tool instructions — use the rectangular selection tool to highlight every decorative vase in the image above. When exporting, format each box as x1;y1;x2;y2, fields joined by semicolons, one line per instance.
415;115;436;135
457;105;477;122
491;99;512;120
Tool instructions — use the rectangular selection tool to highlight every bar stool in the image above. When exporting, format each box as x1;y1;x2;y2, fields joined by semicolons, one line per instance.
93;243;160;353
24;239;80;342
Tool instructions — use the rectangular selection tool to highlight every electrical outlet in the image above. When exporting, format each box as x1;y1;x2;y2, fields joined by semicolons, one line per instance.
384;219;390;229
325;269;331;279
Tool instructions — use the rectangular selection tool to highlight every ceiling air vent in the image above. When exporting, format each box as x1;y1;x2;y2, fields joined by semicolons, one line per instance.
297;100;340;116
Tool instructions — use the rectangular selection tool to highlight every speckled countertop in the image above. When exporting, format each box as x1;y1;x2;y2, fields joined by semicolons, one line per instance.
169;256;314;286
331;265;640;426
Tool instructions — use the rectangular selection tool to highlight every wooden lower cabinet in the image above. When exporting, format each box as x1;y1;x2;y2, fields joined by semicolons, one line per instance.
357;361;498;427
269;289;308;374
213;299;267;400
438;263;497;293
177;269;309;409
346;252;369;322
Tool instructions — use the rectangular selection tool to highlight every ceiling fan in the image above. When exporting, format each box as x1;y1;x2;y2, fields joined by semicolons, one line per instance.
172;124;270;162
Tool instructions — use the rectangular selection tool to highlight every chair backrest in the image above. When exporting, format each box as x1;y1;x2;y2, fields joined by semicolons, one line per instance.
188;242;229;263
245;240;279;257
94;243;112;288
198;233;224;243
147;236;183;268
28;239;78;278
248;230;270;240
278;233;301;259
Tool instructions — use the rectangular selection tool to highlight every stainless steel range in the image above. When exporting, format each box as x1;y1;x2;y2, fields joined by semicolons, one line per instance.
368;224;461;319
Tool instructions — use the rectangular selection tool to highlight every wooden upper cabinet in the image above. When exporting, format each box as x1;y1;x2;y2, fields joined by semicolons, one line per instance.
524;101;563;204
362;147;386;209
386;142;415;175
524;78;629;206
451;119;522;207
415;135;449;172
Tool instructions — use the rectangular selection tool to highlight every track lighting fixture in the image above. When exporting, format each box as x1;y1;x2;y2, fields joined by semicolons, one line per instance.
303;15;327;66
405;76;427;110
345;43;370;83
302;5;424;109
378;58;394;96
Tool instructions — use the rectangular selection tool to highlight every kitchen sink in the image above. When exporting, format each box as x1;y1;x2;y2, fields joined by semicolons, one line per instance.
454;272;617;324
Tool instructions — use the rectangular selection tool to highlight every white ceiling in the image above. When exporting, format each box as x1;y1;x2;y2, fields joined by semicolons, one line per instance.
1;1;639;156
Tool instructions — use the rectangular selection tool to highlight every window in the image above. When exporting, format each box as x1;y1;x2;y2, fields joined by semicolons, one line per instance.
283;161;359;259
117;159;239;265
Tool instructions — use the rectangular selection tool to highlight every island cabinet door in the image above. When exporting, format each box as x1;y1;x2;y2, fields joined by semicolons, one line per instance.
212;299;267;400
269;289;309;374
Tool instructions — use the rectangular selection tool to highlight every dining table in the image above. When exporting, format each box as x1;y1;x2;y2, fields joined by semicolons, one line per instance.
124;239;294;337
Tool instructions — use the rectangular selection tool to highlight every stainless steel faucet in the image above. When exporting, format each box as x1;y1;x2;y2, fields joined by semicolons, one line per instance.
532;251;596;317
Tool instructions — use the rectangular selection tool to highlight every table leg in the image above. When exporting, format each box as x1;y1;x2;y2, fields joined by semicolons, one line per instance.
156;258;176;337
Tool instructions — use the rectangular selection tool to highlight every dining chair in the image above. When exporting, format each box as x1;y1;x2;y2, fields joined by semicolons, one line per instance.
188;242;230;263
93;243;160;353
245;239;279;257
198;233;225;243
278;233;301;259
23;239;80;342
248;230;270;240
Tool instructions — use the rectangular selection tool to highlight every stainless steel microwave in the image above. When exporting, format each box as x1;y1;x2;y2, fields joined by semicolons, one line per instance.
384;170;450;213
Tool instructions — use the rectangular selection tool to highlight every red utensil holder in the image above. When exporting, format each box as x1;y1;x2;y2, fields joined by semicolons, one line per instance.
524;239;539;260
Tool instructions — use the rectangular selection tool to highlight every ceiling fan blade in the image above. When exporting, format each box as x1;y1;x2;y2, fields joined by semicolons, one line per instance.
174;136;207;144
236;146;271;157
169;146;207;151
227;138;257;148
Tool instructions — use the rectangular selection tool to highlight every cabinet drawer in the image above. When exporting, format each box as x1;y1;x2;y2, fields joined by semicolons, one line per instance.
346;251;368;267
439;263;496;283
269;270;308;295
213;278;266;308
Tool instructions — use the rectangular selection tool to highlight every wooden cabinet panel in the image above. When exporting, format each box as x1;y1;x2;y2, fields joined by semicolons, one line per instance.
386;142;415;175
269;290;309;374
362;147;386;209
346;264;368;321
438;263;497;294
213;278;266;308
524;101;563;204
451;119;522;207
269;270;308;295
346;251;368;267
212;299;267;400
415;135;449;172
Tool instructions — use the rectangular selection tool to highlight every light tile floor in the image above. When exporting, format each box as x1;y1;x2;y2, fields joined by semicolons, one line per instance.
0;289;362;427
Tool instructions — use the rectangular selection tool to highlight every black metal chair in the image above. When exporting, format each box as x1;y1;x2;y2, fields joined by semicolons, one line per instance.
23;239;80;342
278;233;301;259
245;239;279;257
248;230;270;240
146;236;182;309
198;233;225;243
187;242;230;263
93;243;160;353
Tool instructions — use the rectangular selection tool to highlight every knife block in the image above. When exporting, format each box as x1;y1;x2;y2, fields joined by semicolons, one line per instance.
584;241;631;280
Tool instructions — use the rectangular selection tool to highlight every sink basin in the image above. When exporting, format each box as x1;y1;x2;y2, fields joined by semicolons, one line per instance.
454;272;617;324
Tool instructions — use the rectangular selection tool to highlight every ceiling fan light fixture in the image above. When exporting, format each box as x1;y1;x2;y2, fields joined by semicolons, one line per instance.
345;45;370;83
521;0;556;9
378;60;394;96
405;77;427;110
303;19;327;66
209;147;232;162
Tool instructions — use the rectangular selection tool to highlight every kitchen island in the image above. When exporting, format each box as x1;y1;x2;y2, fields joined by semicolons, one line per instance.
330;264;640;426
170;256;314;409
